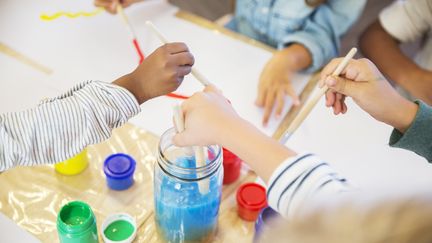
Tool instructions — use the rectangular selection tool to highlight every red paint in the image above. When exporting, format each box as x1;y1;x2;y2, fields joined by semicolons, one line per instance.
166;93;190;99
236;183;267;221
132;38;145;64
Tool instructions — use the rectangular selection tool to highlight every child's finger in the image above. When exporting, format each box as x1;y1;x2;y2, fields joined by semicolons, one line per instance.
342;101;348;114
335;92;344;105
285;85;300;106
262;89;276;125
333;99;342;115
95;0;115;13
325;91;335;107
255;87;267;107
275;90;285;118
166;42;189;54
321;58;343;80
177;66;192;77
94;0;112;6
173;131;193;147
173;52;195;66
325;75;361;98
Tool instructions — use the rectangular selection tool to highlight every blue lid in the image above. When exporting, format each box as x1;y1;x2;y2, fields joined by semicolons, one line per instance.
104;153;136;179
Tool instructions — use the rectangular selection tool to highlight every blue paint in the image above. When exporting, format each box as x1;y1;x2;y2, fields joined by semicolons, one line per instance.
104;153;136;190
155;156;222;242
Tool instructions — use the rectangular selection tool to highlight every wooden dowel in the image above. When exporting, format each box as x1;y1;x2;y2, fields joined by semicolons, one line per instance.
146;21;211;87
279;48;358;144
172;105;209;195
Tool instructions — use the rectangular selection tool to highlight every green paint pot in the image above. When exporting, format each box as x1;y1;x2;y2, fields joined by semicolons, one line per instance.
102;213;136;243
57;201;98;243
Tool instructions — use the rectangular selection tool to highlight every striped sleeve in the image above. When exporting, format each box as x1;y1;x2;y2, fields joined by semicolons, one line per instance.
267;153;350;219
0;81;140;171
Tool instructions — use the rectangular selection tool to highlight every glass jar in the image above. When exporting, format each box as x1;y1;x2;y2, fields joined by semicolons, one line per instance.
154;128;223;242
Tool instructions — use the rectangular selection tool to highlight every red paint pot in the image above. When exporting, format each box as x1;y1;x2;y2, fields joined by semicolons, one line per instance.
222;148;242;185
236;183;267;221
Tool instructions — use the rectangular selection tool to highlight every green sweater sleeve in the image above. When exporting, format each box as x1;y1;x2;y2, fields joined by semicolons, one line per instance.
389;101;432;162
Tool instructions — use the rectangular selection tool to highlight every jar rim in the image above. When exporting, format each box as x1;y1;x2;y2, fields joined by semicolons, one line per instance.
157;127;222;181
57;201;95;234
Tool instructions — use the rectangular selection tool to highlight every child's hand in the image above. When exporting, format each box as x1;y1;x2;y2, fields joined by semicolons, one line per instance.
320;58;418;133
116;43;194;104
173;85;242;147
256;49;301;126
94;0;143;14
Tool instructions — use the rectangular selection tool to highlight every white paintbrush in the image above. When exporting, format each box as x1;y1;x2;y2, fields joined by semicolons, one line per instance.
279;47;358;144
173;105;209;195
146;21;211;87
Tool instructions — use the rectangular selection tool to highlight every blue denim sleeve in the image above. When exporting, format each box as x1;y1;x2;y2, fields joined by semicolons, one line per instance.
280;0;366;73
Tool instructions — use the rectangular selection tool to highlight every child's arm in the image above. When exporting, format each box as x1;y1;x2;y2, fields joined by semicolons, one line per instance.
174;86;349;218
321;58;432;162
360;0;432;104
0;43;194;171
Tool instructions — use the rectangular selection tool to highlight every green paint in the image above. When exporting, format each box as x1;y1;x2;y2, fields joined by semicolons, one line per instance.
104;220;134;241
57;201;98;243
65;215;87;226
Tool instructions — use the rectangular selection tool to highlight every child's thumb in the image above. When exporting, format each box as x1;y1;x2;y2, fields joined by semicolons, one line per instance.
325;76;359;98
172;132;191;147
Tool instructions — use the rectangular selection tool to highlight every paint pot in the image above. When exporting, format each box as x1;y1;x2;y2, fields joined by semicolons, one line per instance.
236;182;268;221
55;148;88;175
103;153;136;190
57;201;98;243
254;207;281;242
222;148;242;185
101;213;137;243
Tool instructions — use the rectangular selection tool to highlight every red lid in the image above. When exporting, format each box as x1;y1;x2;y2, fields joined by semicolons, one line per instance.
236;183;267;211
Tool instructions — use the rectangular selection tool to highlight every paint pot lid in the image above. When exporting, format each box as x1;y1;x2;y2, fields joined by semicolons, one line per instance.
101;213;137;243
236;182;267;211
104;153;136;179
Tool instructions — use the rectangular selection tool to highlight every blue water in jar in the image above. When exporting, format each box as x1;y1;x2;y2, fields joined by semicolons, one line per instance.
155;156;222;242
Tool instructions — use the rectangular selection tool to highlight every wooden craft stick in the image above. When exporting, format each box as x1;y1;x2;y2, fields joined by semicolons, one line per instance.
0;42;53;75
146;21;211;87
279;48;357;144
116;5;136;38
172;105;209;195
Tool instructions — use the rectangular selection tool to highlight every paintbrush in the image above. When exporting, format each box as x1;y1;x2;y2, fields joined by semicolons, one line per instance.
116;4;144;63
279;47;358;144
173;105;209;195
145;21;211;87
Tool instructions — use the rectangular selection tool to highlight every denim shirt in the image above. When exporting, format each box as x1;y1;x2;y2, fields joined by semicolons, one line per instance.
226;0;366;72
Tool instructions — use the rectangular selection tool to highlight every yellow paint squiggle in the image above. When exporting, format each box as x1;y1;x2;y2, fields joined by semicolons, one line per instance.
40;8;104;21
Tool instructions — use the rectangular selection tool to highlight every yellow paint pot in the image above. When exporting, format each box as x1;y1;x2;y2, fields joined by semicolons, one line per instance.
55;149;89;175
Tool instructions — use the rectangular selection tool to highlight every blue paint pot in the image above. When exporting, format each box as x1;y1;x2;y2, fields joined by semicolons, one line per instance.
103;153;136;190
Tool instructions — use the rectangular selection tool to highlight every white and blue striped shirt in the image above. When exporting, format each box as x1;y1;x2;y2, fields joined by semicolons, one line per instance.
267;153;350;218
0;81;140;171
